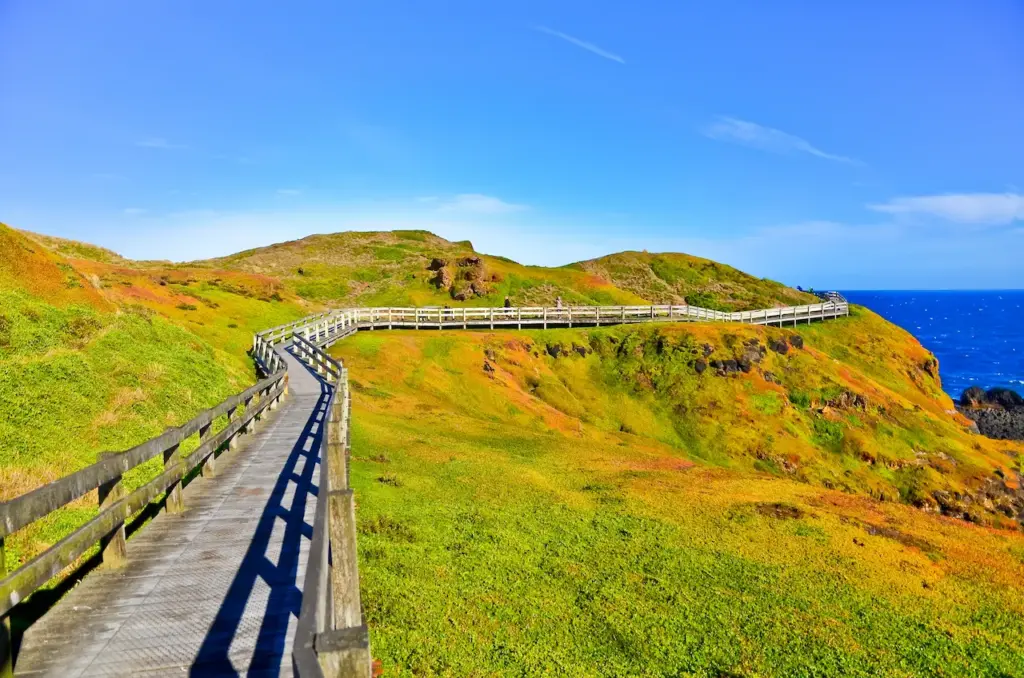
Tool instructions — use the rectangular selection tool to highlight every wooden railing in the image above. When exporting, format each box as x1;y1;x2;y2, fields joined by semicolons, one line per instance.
288;335;371;677
258;301;848;340
0;349;287;675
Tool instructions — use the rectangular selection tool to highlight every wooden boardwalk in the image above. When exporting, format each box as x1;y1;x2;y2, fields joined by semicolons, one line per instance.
13;350;327;677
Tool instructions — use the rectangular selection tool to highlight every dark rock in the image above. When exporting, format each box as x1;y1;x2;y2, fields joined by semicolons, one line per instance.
957;386;1024;440
450;288;469;301
762;370;779;384
740;341;766;366
701;343;715;357
922;357;938;378
427;257;448;271
546;343;562;359
989;388;1024;410
483;361;495;375
960;385;1024;410
960;386;988;408
738;357;753;373
788;334;804;349
826;390;867;410
694;359;707;375
431;267;453;289
768;338;789;355
573;343;591;357
457;256;482;267
960;408;1024;441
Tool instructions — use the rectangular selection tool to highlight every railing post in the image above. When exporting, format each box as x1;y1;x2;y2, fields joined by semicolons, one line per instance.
97;452;128;569
328;489;363;629
2;538;14;678
200;422;215;477
164;443;185;514
227;404;240;450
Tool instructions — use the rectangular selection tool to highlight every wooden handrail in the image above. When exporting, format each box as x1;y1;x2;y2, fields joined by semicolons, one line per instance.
290;334;371;676
0;369;286;617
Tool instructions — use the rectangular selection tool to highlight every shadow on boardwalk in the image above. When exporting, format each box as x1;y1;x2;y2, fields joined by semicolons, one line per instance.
191;370;329;676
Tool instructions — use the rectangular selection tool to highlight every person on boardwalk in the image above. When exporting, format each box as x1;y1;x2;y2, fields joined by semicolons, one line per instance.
556;296;562;309
504;296;512;308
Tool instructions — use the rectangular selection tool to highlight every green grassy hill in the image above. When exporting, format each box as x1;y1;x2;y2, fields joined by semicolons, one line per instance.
573;250;817;310
4;223;1024;676
196;230;814;309
330;320;1024;676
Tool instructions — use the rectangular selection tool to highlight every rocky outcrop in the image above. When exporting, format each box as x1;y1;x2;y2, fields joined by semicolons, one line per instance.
427;255;493;299
957;386;1024;441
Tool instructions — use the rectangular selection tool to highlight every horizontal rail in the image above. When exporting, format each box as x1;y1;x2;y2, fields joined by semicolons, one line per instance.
0;379;284;617
0;371;285;540
1;351;287;625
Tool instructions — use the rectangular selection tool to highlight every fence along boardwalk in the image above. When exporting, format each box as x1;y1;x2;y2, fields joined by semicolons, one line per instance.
3;299;848;677
10;348;324;676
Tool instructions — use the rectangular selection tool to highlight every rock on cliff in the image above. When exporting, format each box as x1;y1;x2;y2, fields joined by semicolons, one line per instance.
957;386;1024;441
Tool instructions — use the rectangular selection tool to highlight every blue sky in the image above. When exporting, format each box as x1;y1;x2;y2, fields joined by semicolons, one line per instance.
1;0;1022;289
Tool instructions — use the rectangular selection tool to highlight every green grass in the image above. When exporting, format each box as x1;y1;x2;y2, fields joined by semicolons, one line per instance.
335;328;1024;676
0;290;248;566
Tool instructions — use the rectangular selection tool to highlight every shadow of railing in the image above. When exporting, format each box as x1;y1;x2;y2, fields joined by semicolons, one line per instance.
191;354;330;676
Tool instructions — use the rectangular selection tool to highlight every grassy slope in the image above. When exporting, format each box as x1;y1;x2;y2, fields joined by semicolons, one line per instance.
331;322;1024;676
573;250;818;310
198;230;814;310
0;224;313;569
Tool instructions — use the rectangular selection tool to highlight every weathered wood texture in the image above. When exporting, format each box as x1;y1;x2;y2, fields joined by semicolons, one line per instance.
11;348;321;677
0;374;285;619
290;339;371;678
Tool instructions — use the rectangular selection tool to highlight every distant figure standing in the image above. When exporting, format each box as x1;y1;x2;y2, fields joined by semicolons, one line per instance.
503;296;512;308
556;296;562;309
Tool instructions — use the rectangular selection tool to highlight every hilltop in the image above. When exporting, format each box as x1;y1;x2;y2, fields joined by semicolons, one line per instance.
195;230;816;309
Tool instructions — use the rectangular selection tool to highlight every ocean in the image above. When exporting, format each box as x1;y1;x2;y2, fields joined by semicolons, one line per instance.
843;290;1024;400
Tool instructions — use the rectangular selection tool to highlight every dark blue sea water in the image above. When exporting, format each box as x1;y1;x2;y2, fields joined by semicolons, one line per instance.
843;291;1024;400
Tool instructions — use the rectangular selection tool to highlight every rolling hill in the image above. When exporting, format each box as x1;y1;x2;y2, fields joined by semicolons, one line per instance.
2;222;1023;676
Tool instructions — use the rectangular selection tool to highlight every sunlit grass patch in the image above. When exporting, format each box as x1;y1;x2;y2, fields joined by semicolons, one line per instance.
332;327;1024;676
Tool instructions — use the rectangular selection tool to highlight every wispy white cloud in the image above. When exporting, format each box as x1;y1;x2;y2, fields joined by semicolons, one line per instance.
135;137;186;150
702;116;860;165
276;188;302;196
868;192;1024;226
436;193;528;214
123;208;147;216
535;26;625;64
